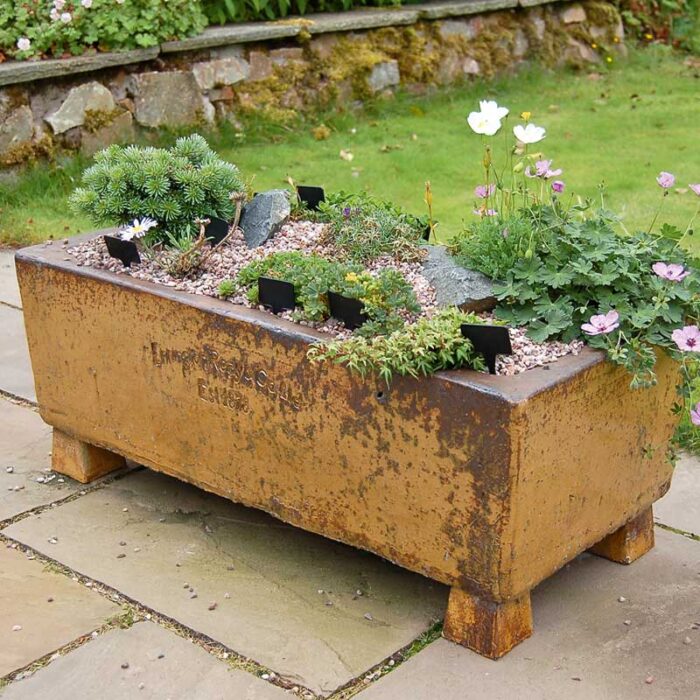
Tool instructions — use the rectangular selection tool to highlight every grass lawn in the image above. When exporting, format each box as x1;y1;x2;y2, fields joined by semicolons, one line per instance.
1;46;699;248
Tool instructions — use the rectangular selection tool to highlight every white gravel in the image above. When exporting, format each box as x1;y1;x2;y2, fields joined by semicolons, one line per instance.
69;220;582;375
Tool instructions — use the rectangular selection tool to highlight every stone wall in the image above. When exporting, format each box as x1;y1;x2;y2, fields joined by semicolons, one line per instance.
0;0;624;169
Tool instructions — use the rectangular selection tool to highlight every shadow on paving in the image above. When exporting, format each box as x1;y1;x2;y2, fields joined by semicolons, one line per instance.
2;469;447;696
358;528;700;700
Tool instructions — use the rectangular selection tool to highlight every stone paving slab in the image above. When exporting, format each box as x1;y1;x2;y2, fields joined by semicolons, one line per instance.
2;470;447;696
655;452;700;537
357;528;700;700
0;306;35;403
0;399;82;522
0;621;288;699
0;545;119;678
0;252;21;308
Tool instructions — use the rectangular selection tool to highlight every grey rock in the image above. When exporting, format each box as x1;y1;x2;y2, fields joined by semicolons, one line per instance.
46;81;115;135
566;38;600;64
561;3;587;23
239;190;291;248
367;60;400;93
421;246;496;312
463;57;481;75
81;109;135;157
247;51;273;81
270;47;305;66
513;29;529;58
530;15;546;40
439;19;479;40
192;57;250;90
131;72;204;128
0;106;34;157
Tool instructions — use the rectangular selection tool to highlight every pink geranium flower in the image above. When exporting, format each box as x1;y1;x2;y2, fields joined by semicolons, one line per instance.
652;262;690;282
691;403;700;426
690;184;700;196
657;171;675;189
581;310;620;335
525;159;563;179
672;325;700;352
551;180;565;193
474;184;496;199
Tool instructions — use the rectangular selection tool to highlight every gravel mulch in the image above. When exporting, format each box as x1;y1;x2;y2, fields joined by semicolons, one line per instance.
68;221;583;375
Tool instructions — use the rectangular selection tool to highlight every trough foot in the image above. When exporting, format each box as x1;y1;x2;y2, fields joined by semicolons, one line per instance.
51;429;126;484
589;506;655;564
442;588;533;659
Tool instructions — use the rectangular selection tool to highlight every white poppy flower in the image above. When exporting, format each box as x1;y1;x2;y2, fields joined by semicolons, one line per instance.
467;111;502;136
60;11;72;23
16;37;31;51
50;7;60;20
479;100;509;121
81;0;93;7
513;123;546;144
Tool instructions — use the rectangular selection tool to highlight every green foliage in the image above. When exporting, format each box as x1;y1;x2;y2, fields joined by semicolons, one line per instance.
202;0;414;25
449;214;534;281
218;279;236;298
463;204;700;387
308;307;487;384
317;191;427;264
1;0;206;60
70;135;244;245
235;251;419;334
616;0;700;53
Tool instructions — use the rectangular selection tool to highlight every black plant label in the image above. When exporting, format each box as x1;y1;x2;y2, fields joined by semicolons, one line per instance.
104;235;140;267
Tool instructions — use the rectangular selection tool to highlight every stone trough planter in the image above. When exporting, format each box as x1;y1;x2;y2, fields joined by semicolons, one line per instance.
16;233;680;659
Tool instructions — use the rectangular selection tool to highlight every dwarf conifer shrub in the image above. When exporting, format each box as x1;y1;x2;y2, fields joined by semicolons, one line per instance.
70;135;244;245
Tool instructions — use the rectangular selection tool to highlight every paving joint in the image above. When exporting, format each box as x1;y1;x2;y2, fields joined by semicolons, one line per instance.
0;597;140;687
1;461;446;699
327;621;443;699
1;532;322;698
0;390;37;411
0;466;136;532
655;521;700;542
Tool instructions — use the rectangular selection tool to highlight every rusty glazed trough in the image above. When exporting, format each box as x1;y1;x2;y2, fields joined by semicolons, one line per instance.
16;234;680;659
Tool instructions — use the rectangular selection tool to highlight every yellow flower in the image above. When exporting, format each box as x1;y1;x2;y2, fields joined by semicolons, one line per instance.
345;272;358;283
606;56;613;63
520;111;531;121
644;33;653;40
591;43;598;49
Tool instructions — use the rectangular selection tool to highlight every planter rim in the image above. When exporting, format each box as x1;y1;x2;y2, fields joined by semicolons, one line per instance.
16;229;605;403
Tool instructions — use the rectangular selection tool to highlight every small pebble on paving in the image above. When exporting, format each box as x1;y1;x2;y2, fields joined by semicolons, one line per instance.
0;621;288;699
2;469;446;696
357;528;700;700
0;398;80;522
0;545;119;677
